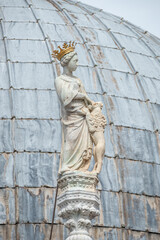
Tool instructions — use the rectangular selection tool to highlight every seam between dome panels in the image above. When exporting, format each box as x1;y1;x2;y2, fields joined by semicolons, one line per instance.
24;0;57;81
47;0;107;90
122;20;160;66
0;20;14;112
63;0;150;156
73;2;158;136
0;186;160;200
45;0;119;157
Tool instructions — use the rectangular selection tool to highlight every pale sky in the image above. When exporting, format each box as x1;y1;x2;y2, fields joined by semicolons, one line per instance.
79;0;160;39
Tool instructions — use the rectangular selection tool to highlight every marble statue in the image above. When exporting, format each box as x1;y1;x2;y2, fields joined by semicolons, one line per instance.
53;42;106;174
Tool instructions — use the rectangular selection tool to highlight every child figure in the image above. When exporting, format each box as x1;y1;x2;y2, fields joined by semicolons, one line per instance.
86;102;107;173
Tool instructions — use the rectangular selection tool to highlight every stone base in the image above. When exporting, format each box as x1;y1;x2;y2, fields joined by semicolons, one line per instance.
66;233;92;240
57;172;100;240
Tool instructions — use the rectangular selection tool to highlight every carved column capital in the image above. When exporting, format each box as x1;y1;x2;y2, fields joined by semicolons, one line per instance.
57;172;100;240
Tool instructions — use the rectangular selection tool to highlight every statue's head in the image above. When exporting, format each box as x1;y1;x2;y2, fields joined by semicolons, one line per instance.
60;52;78;72
52;41;78;72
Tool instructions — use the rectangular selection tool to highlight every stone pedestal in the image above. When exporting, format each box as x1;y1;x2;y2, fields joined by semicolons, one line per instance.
57;172;100;240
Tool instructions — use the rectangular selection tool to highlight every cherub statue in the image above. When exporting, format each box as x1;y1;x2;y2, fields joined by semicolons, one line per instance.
52;42;106;174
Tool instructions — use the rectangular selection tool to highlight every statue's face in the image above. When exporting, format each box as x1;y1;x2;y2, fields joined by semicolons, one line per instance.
67;54;78;72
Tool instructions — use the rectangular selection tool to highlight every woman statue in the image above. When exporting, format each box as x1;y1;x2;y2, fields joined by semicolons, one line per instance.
53;42;106;174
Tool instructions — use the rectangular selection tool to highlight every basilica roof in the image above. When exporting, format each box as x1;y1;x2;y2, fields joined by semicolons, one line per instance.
0;0;160;239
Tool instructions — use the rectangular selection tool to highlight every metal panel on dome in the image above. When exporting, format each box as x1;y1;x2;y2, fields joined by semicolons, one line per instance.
0;189;15;224
34;8;69;25
29;0;55;9
67;12;105;29
89;45;133;72
97;69;144;99
17;188;58;223
8;40;50;62
12;90;60;118
0;0;160;239
105;95;154;131
0;40;7;62
15;152;59;187
43;23;82;42
14;120;61;152
0;90;11;118
0;120;13;153
150;103;160;130
140;77;160;104
0;0;27;7
0;154;14;187
112;126;160;164
1;7;35;22
127;52;160;79
0;63;10;88
97;18;136;37
3;22;44;40
12;63;55;89
114;33;154;56
78;27;117;48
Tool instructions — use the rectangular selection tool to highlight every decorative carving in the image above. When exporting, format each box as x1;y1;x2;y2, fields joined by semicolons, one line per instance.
57;172;100;240
53;42;106;174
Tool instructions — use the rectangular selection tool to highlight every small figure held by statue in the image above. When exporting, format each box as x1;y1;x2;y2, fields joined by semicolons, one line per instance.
52;42;107;174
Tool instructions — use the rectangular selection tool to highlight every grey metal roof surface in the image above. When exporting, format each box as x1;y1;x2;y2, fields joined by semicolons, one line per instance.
0;0;160;239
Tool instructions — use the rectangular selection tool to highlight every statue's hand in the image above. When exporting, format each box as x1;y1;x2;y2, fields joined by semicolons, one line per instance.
85;97;94;106
81;107;89;115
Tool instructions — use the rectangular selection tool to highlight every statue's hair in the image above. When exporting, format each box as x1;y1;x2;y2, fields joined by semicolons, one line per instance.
60;51;77;67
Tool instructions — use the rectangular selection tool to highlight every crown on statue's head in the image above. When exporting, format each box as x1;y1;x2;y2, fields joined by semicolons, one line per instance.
52;41;76;61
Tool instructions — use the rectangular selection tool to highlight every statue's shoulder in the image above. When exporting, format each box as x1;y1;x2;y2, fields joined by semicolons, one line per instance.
55;75;65;88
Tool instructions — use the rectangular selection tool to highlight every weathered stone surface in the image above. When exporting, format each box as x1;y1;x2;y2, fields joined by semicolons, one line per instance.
57;172;100;240
0;154;14;187
15;153;59;187
0;189;15;224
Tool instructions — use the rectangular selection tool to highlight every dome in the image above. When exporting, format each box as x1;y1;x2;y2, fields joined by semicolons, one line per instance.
0;0;160;239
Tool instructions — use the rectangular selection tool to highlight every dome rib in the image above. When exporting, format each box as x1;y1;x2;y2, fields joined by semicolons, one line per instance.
50;0;107;93
73;1;159;133
122;20;160;66
24;0;57;81
0;1;160;239
0;17;14;117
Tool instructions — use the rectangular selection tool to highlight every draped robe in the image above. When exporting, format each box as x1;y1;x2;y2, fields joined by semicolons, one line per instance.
55;74;92;173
